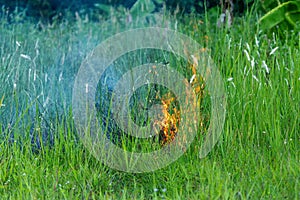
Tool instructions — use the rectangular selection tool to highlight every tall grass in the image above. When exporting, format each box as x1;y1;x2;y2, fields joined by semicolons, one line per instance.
0;6;299;199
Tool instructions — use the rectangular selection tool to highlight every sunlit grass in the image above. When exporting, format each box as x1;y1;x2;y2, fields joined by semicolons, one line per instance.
0;6;299;199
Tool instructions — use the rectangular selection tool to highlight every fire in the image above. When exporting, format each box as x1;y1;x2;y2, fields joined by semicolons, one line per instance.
189;54;205;98
152;53;206;145
155;92;181;145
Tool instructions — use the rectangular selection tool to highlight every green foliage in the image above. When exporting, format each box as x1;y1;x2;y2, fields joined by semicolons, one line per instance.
259;0;300;31
0;4;299;199
129;0;156;17
1;0;256;23
95;0;157;19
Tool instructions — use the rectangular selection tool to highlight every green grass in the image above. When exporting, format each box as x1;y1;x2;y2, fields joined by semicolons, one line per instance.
0;6;299;199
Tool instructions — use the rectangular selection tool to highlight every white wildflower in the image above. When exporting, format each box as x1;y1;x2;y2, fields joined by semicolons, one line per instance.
85;83;89;93
262;61;270;74
59;72;63;82
284;78;289;86
4;179;10;185
255;35;259;47
34;70;36;81
227;77;235;88
244;66;249;76
252;75;259;82
244;50;250;62
245;43;251;52
270;47;279;55
251;57;255;68
43;97;49;108
45;73;48;83
20;54;31;60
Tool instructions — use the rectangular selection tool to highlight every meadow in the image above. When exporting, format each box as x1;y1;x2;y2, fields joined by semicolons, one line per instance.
0;5;299;199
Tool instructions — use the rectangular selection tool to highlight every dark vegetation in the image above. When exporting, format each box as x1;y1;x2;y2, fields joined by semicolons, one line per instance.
1;0;254;22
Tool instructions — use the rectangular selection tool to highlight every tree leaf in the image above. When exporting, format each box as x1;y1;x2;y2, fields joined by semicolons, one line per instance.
259;1;300;30
129;0;156;18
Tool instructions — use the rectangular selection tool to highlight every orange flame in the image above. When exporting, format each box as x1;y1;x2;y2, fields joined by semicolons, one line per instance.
156;92;181;145
152;52;206;145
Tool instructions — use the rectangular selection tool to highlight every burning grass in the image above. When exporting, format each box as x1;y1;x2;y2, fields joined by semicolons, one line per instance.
153;53;206;145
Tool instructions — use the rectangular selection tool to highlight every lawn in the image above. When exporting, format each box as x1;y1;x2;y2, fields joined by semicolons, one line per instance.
0;4;299;199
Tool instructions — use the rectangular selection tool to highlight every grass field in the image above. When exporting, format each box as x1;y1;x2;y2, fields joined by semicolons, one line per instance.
0;5;299;199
